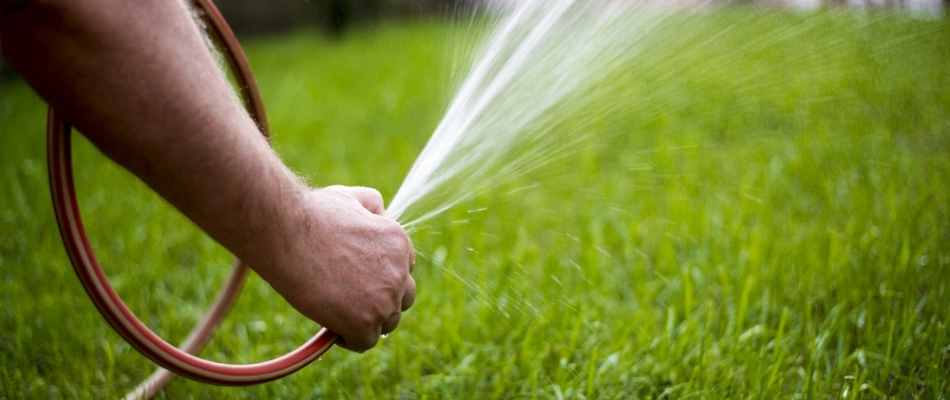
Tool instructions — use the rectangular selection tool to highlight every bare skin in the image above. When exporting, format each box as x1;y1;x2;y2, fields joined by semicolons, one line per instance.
0;0;415;352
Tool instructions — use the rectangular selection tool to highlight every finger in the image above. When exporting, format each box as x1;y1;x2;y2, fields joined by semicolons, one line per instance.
381;312;401;335
334;326;381;353
401;276;416;311
346;186;385;215
334;335;378;354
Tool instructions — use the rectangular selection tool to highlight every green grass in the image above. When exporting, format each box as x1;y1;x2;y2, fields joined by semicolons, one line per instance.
2;11;949;399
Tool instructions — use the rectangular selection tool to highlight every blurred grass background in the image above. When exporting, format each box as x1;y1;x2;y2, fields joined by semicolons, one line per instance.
1;9;949;399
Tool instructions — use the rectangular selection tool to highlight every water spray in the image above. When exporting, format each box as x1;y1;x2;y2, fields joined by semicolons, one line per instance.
46;0;335;397
44;0;876;396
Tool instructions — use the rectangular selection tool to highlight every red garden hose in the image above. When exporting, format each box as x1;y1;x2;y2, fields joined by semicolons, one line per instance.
46;0;336;396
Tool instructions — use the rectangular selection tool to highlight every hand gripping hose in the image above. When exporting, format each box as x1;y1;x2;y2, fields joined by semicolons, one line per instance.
46;0;336;397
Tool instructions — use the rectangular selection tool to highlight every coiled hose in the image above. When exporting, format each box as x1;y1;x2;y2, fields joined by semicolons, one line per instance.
46;0;337;397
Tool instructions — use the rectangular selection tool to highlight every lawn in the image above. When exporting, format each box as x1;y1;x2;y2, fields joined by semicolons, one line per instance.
1;9;949;399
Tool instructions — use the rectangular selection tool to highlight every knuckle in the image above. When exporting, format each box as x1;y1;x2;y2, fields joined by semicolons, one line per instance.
387;261;410;283
381;221;406;239
358;304;390;328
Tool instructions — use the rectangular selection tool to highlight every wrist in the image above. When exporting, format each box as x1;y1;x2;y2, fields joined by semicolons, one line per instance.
235;162;313;285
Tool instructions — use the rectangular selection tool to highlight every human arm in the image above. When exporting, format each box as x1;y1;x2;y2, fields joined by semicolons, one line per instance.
0;0;414;351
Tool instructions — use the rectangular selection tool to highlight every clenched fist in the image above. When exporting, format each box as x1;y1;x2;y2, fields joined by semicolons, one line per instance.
258;186;416;352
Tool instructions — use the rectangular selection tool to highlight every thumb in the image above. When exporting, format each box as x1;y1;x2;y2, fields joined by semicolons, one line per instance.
346;186;385;216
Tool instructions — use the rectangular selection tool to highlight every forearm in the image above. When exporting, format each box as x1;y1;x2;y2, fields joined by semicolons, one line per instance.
2;0;417;351
0;0;305;282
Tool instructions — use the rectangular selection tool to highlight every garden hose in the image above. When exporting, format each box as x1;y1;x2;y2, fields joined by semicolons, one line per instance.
45;0;336;395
